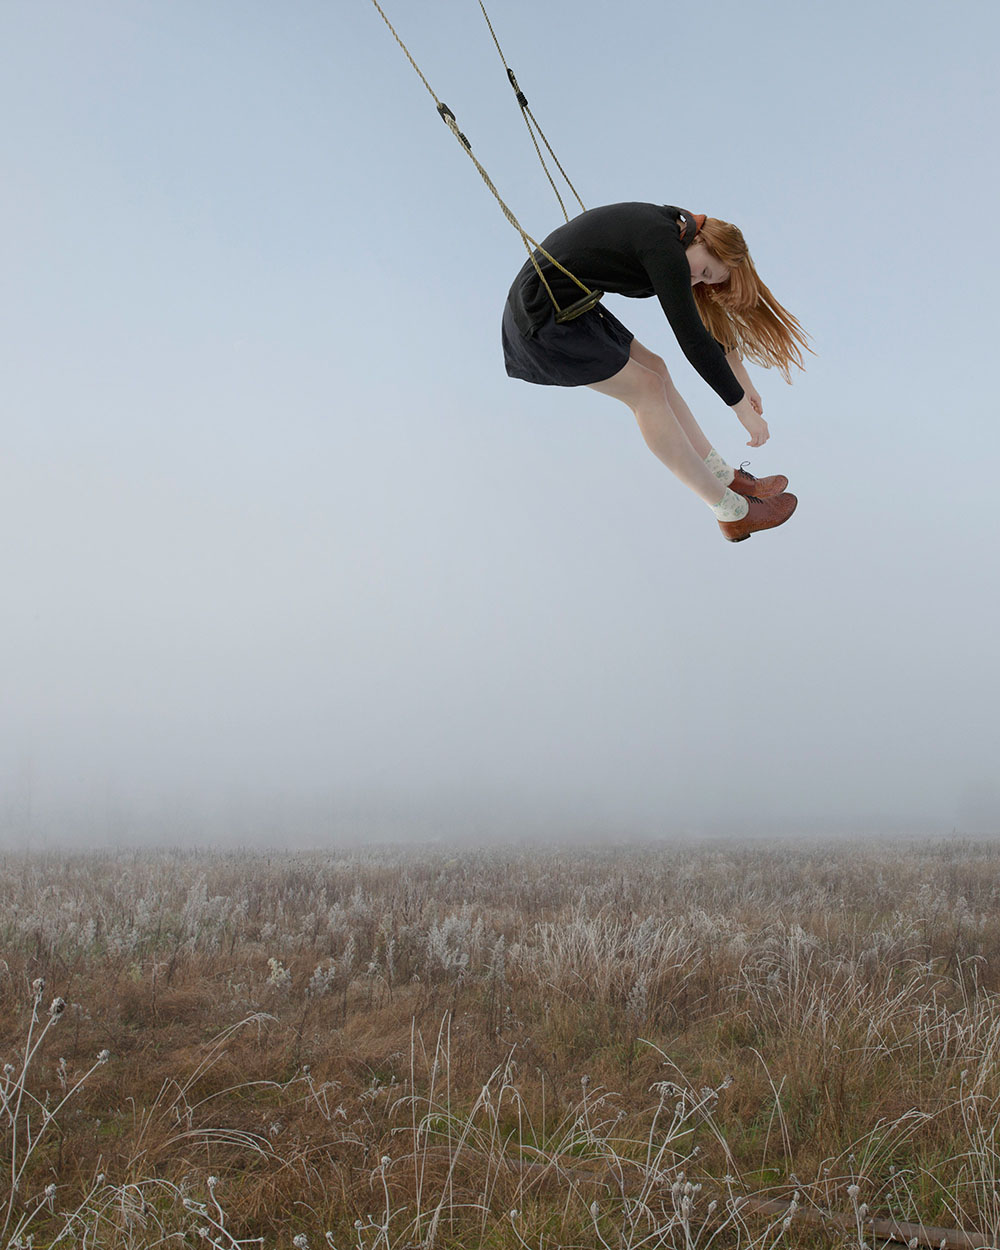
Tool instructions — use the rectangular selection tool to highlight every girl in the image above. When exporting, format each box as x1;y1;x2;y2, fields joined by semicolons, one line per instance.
502;203;810;542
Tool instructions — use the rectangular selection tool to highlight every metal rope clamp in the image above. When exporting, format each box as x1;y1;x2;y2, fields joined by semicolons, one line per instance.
436;102;471;150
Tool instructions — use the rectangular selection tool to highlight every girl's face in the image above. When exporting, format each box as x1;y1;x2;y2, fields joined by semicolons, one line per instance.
686;241;730;287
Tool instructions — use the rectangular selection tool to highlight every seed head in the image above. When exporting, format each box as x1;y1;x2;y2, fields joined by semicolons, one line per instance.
49;997;66;1018
97;1049;110;1064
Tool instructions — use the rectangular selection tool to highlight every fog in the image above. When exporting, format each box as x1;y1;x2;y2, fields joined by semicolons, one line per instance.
2;0;998;848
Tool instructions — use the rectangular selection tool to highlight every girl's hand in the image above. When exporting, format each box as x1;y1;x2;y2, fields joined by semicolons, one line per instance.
733;396;770;447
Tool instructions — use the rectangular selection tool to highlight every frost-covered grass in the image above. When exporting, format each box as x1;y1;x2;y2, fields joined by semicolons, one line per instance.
2;836;1000;1248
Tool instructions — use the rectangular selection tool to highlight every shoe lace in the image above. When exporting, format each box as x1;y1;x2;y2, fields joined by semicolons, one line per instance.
738;461;758;482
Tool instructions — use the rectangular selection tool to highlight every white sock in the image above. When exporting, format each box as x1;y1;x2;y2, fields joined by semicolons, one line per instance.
704;448;735;486
709;488;749;522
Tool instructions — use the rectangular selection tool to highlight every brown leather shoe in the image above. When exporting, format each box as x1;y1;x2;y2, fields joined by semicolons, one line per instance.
729;464;789;498
718;492;798;542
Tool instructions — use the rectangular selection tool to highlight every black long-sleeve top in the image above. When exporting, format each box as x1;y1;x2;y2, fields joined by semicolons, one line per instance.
507;202;744;405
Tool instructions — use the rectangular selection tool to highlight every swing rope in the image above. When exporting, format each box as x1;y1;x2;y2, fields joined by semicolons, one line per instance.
367;0;603;322
476;0;586;223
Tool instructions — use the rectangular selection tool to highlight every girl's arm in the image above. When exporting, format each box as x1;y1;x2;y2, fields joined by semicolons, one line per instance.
725;348;763;415
639;236;744;405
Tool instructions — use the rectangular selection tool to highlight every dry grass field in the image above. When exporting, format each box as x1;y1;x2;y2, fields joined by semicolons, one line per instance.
3;836;1000;1249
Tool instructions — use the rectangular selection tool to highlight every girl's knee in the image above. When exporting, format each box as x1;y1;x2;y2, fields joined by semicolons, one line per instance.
630;341;672;383
633;366;670;409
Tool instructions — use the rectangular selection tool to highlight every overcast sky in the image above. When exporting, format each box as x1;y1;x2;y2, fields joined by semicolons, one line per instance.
2;0;998;847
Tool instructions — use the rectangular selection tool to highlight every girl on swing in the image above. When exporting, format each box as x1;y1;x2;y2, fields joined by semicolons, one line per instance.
502;203;810;542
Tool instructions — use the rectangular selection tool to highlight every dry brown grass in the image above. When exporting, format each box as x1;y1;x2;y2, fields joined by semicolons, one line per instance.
2;836;1000;1248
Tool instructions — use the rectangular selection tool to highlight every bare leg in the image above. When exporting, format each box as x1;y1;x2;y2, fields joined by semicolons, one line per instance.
588;356;726;505
626;338;716;462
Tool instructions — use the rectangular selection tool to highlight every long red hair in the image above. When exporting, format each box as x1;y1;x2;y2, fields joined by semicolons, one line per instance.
692;218;812;382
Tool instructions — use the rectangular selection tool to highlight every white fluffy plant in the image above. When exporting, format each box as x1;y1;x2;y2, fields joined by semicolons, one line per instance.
0;978;111;1247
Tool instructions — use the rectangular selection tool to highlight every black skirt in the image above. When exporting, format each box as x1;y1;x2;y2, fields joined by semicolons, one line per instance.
502;298;634;387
